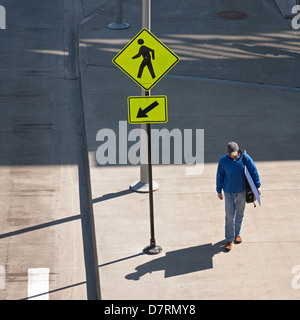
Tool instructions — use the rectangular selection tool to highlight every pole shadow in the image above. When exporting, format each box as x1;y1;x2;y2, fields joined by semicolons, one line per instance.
125;240;226;281
92;189;134;204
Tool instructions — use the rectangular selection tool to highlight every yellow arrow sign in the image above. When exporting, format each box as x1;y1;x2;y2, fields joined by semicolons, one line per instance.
113;28;179;91
128;95;168;124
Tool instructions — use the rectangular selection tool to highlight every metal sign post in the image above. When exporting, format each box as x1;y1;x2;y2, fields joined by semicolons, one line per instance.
132;0;161;254
141;0;161;254
130;0;158;193
143;92;162;255
108;0;130;30
112;0;179;255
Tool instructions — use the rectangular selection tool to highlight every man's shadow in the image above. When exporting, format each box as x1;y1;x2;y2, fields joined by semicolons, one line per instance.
125;240;226;281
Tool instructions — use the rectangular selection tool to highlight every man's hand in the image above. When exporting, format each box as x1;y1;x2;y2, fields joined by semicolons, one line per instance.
257;187;262;195
217;193;223;200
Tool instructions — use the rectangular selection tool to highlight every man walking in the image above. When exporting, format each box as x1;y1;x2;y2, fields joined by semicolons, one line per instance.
216;142;261;251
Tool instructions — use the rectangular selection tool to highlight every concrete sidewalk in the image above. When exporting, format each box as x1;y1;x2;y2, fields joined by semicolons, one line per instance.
79;0;300;299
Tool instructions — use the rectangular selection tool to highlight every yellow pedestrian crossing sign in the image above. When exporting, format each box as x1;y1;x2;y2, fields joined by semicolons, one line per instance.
113;28;180;91
128;95;167;124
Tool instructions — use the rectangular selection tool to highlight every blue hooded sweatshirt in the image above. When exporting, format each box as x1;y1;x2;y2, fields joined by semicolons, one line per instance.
216;151;261;194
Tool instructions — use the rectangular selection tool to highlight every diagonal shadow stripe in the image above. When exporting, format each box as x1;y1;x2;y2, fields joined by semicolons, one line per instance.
0;215;81;239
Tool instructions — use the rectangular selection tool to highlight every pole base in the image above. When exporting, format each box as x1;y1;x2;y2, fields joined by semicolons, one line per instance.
108;22;130;30
143;245;162;255
130;180;159;193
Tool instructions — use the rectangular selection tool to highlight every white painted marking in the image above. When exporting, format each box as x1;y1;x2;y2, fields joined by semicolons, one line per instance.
0;265;5;290
0;5;6;30
27;268;50;300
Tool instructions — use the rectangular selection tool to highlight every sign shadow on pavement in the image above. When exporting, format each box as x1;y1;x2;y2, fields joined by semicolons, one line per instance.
92;188;133;204
125;241;225;280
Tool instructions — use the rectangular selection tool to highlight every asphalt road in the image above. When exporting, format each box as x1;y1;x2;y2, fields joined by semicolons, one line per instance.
0;0;99;299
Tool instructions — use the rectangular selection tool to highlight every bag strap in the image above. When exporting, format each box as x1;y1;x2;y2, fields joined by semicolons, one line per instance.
242;150;246;165
243;150;256;208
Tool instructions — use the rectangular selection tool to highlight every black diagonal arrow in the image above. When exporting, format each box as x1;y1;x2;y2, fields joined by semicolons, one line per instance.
136;101;159;118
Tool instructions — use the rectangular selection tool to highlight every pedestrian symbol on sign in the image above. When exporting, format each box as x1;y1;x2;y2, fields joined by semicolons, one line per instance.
112;28;179;91
132;39;156;79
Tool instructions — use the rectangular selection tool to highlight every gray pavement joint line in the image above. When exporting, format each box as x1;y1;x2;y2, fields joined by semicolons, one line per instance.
80;0;113;25
85;63;300;92
244;240;300;243
154;189;300;196
166;73;300;92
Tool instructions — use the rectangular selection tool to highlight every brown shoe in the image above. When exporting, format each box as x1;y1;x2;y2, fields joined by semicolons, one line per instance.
234;235;242;244
225;242;233;251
